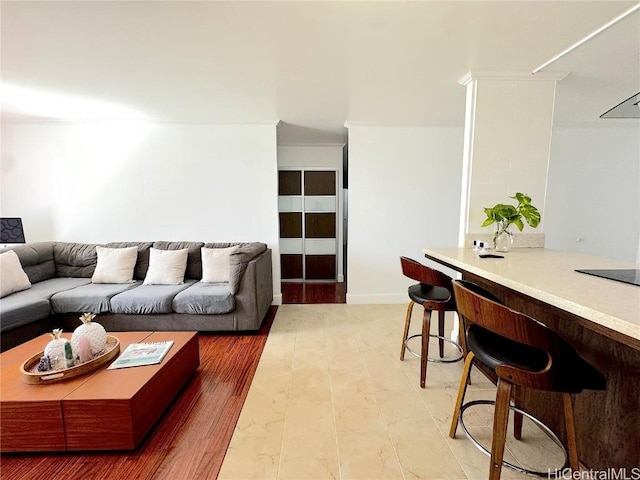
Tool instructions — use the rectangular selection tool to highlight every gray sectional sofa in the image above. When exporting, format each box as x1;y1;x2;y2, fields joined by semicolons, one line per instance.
0;241;273;351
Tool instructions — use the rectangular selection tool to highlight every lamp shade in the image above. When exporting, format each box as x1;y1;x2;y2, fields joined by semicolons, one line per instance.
0;218;26;243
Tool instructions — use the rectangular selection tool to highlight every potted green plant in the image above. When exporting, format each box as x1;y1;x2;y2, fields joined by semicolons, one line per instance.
482;193;541;251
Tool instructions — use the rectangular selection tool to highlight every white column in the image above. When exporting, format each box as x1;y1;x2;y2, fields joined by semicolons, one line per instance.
459;72;567;248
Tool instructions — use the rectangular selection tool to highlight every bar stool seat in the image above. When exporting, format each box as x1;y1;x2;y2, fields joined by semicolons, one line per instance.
400;257;464;388
467;327;548;373
408;284;451;304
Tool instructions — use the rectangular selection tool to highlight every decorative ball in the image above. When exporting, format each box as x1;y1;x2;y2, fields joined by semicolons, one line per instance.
44;329;71;370
71;313;107;358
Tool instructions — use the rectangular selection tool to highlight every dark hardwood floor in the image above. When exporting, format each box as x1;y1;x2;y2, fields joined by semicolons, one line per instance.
0;307;276;480
281;282;346;304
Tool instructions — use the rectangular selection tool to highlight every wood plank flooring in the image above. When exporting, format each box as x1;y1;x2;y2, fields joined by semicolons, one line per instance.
0;307;276;480
281;281;346;304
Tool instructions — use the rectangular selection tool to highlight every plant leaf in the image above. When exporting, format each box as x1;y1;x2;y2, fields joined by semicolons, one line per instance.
512;218;524;231
481;218;496;228
520;204;541;228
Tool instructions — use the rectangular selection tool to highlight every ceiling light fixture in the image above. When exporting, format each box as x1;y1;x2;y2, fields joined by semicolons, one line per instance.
600;92;640;118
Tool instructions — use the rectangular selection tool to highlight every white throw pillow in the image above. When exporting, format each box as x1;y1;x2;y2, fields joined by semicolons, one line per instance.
0;250;31;298
92;246;138;284
143;248;189;285
201;246;239;283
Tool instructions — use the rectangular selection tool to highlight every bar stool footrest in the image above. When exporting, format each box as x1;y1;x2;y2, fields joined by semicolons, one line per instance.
405;334;464;363
459;399;570;478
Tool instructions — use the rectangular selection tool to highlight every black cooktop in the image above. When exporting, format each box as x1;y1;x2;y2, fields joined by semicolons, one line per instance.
575;269;640;287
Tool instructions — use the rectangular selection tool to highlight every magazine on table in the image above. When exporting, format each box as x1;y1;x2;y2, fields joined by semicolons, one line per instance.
108;340;174;369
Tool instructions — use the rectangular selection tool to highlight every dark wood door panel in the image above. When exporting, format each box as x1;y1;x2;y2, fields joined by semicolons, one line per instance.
279;212;302;238
305;255;336;280
304;171;336;196
279;171;302;195
305;213;336;238
281;254;303;279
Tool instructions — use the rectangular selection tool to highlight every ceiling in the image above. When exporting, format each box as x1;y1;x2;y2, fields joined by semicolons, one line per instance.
1;1;638;144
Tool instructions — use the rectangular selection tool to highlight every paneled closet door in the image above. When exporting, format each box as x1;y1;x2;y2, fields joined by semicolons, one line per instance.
278;169;337;280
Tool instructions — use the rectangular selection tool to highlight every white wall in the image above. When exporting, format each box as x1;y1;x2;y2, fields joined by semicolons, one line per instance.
277;144;345;281
278;144;344;170
545;124;640;263
0;121;283;302
346;125;464;303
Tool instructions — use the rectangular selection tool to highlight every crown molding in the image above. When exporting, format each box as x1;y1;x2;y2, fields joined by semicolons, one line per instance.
458;71;570;86
344;120;463;128
277;142;346;147
0;118;282;126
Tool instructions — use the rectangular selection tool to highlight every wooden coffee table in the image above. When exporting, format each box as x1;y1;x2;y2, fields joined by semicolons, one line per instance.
0;331;199;452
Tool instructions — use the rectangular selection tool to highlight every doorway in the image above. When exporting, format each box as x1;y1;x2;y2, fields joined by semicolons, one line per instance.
277;143;347;304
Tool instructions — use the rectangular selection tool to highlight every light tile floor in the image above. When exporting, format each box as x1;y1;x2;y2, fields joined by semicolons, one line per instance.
218;304;566;480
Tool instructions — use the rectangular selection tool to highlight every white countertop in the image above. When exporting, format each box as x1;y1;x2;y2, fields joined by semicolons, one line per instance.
423;248;640;348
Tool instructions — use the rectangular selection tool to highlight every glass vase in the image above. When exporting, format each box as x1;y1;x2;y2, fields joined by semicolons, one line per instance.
493;221;513;252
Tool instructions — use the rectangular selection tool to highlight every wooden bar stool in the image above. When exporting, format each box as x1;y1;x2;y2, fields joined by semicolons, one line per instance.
399;256;464;388
449;280;606;479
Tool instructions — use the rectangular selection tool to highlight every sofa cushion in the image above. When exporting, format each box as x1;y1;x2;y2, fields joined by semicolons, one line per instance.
0;277;91;332
203;242;267;294
172;282;235;315
201;246;238;283
0;250;31;298
21;277;92;300
50;281;141;314
54;242;98;278
92;246;138;284
110;280;196;314
153;241;204;279
143;248;189;285
105;242;153;280
1;242;56;284
0;297;50;332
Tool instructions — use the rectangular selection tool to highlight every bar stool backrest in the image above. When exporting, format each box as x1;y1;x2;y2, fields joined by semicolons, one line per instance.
453;280;606;394
400;256;453;290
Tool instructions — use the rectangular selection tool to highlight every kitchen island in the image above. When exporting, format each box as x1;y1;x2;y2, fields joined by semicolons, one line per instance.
423;247;640;470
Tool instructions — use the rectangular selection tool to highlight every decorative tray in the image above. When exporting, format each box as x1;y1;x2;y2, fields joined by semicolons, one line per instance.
20;335;120;385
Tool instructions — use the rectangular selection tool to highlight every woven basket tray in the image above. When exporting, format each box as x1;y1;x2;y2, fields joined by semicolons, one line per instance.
20;335;120;385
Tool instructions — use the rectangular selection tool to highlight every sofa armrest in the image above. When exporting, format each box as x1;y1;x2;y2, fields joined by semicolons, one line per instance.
233;249;273;330
1;242;56;284
228;242;267;294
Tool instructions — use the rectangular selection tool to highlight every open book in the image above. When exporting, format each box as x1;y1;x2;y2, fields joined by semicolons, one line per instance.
108;341;174;370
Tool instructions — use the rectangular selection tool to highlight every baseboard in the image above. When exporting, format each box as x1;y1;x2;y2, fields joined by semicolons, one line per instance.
346;293;406;304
